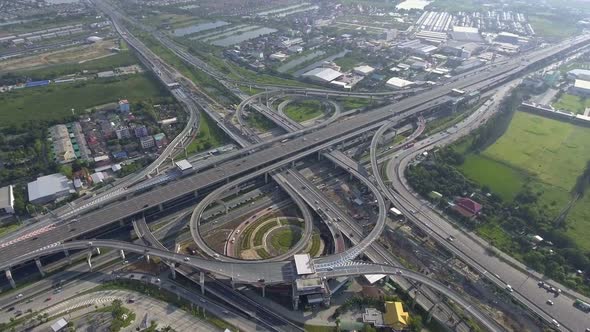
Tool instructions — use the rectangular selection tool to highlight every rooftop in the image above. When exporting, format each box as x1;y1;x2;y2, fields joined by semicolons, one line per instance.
294;254;314;275
0;185;13;211
302;67;343;82
175;159;193;171
384;301;409;329
27;173;73;203
386;77;414;88
574;79;590;90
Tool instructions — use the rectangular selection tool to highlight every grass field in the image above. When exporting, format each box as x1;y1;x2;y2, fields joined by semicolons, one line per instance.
0;74;168;126
253;220;278;246
245;112;275;132
256;248;271;259
269;227;301;252
528;15;579;40
1;40;121;73
185;112;230;154
14;51;138;79
458;111;590;250
309;233;322;257
284;100;324;123
334;54;365;72
552;93;590;114
483;112;590;191
459;154;526;201
339;97;374;110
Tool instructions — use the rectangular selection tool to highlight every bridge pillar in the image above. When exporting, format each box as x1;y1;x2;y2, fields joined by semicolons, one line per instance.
169;263;176;279
5;269;16;289
158;203;164;212
261;284;266;298
264;172;268;184
199;271;205;295
175;243;181;253
95;247;101;255
34;258;45;277
411;284;421;310
291;284;299;310
231;277;235;290
87;252;93;271
64;249;72;265
145;254;150;263
291;160;295;167
194;190;199;199
426;302;440;323
119;250;126;261
317;151;321;161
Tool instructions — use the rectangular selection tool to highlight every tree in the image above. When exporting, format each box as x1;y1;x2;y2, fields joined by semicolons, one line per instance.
408;315;423;332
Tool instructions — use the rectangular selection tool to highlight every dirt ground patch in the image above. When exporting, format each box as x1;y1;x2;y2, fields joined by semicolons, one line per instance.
0;39;118;72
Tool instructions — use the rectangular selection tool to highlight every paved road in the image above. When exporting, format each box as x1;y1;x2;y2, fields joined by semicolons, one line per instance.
385;82;590;331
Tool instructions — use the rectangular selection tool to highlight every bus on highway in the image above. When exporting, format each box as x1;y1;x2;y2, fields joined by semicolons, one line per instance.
574;299;590;313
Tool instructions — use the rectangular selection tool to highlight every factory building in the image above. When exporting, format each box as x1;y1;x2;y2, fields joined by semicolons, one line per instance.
27;174;74;204
450;26;483;42
570;79;590;97
302;67;343;83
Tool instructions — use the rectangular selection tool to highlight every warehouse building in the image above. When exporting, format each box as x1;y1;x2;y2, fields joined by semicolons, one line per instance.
353;65;375;76
386;77;414;89
567;69;590;81
28;174;74;204
0;185;14;214
450;26;482;42
570;79;590;97
302;67;343;83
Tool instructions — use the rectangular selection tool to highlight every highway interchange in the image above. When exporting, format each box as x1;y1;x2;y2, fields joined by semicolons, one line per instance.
2;1;590;331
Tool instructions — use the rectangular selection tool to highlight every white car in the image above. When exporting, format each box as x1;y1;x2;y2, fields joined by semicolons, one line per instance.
183;257;190;262
551;319;560;327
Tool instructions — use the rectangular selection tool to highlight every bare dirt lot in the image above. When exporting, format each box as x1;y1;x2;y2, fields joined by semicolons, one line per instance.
0;39;118;72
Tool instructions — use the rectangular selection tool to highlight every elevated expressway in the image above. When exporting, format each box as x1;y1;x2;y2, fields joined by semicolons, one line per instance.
1;11;589;330
1;32;588;270
0;239;503;332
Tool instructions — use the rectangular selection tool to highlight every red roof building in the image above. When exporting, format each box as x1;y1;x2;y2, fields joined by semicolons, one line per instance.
453;197;482;218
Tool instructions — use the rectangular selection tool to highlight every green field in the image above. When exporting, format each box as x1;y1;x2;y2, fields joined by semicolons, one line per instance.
245;112;275;132
334;54;364;72
14;52;138;79
185;112;230;154
284;100;324;123
483;112;590;190
339;97;374;110
309;233;322;257
0;74;168;126
552;93;590;114
270;227;301;252
253;220;278;246
458;111;590;249
528;15;580;40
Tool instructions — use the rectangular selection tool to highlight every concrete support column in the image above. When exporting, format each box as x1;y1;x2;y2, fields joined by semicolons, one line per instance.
261;284;266;298
194;190;199;198
292;283;299;310
175;243;181;253
264;172;268;183
169;263;176;279
5;269;15;289
119;250;126;261
291;160;295;167
145;254;150;263
94;247;101;255
231;277;235;290
426;302;440;323
318;151;321;161
87;252;93;271
64;249;72;265
158;203;164;212
199;271;205;295
35;258;45;277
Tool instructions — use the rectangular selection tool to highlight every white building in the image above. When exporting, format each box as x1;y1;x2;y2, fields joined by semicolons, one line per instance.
0;185;14;214
567;69;590;81
386;77;414;89
353;65;375;76
571;79;590;97
302;67;343;83
28;174;74;204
